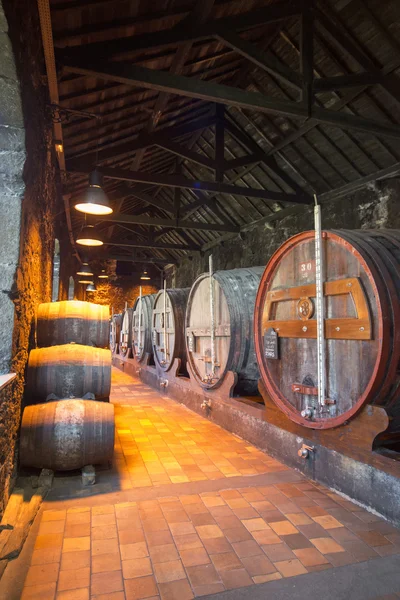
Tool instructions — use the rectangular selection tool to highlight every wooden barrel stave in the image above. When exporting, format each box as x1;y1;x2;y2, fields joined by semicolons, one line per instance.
110;313;122;354
119;308;134;357
132;294;156;362
26;344;111;403
152;288;190;371
20;400;115;471
186;267;263;395
255;229;400;430
37;301;109;348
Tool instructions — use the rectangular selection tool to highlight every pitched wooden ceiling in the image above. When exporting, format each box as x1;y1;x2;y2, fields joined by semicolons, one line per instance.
45;0;400;265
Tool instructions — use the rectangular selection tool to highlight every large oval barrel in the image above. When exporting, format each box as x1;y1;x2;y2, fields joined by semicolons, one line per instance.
152;288;190;372
119;307;134;357
110;313;122;354
20;399;115;471
254;229;400;430
132;294;156;362
37;301;110;348
26;345;111;403
186;267;263;395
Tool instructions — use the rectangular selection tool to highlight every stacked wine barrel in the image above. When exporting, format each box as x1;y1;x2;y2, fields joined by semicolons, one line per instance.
132;294;157;362
20;300;114;471
152;288;190;372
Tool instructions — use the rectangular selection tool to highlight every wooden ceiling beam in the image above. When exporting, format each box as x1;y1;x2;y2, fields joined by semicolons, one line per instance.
101;212;240;233
314;72;386;92
108;254;177;265
104;240;200;251
215;28;302;91
62;59;400;140
65;114;216;171
155;138;215;170
56;2;302;61
73;165;306;203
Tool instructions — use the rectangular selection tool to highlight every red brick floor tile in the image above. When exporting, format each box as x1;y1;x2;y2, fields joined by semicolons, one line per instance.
119;529;146;545
210;552;242;572
92;552;121;573
312;515;344;530
192;583;225;596
241;555;276;576
169;522;196;537
174;533;203;551
34;534;63;550
253;572;283;584
282;533;314;550
251;529;281;545
262;543;296;562
232;507;259;519
143;519;169;533
286;513;313;526
63;523;90;538
42;510;66;522
219;568;253;589
153;560;186;583
91;571;124;596
158;579;194;600
269;520;298;536
232;540;263;558
224;527;253;543
275;559;308;577
341;540;379;561
241;518;270;532
325;551;357;567
24;563;59;587
203;536;233;554
311;538;345;554
92;538;120;556
60;550;90;571
122;557;153;579
21;583;56;600
373;544;400;557
65;512;90;525
56;588;89;600
38;520;65;536
146;530;174;547
213;515;242;530
120;542;149;560
196;524;224;540
92;513;116;527
298;523;329;539
294;548;330;567
180;547;210;567
89;593;125;600
150;544;179;564
186;563;221;587
91;525;118;540
124;575;158;600
189;512;216;527
328;527;359;543
259;510;287;523
357;531;392;547
57;568;90;591
62;536;90;553
30;548;61;566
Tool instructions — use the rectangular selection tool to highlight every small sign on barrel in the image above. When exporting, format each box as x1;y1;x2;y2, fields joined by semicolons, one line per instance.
264;328;279;360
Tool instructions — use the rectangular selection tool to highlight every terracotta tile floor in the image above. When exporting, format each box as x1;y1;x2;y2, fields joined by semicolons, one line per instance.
19;368;400;600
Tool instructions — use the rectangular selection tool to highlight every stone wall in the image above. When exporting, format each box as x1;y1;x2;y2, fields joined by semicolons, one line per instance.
0;0;70;515
88;280;158;313
168;180;400;288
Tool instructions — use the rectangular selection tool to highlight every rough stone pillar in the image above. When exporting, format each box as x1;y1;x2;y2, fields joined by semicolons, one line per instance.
0;1;25;374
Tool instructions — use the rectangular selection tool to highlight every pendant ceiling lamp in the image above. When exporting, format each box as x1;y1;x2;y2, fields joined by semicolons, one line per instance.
86;282;96;292
78;279;93;284
77;262;93;277
98;269;108;279
140;269;151;281
76;224;103;247
74;170;113;216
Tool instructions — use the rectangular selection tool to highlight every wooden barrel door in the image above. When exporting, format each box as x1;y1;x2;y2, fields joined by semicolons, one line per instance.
152;288;189;371
119;308;133;357
254;229;400;430
132;294;156;362
186;267;263;395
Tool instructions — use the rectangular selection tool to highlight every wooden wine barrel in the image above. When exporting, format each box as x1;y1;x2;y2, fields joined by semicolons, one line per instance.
119;308;134;357
20;399;114;471
37;301;110;348
26;344;111;403
186;267;264;395
132;294;156;362
152;288;190;371
110;313;122;354
254;229;400;430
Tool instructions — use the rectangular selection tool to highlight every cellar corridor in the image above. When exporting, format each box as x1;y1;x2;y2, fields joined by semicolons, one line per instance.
2;368;398;600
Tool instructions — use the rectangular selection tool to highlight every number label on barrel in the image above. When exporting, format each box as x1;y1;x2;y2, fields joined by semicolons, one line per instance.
188;332;195;353
299;260;315;278
264;328;279;359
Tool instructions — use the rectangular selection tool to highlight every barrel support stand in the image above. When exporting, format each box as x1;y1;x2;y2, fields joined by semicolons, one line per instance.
186;361;239;402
